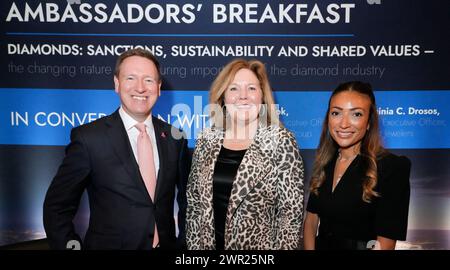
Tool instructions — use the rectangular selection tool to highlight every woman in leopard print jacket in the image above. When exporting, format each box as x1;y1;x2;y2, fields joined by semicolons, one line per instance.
186;59;304;250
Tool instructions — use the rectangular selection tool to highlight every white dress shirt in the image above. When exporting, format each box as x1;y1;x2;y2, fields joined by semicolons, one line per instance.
119;107;160;177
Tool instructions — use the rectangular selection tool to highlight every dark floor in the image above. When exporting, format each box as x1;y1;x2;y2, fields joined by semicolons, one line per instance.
0;238;49;250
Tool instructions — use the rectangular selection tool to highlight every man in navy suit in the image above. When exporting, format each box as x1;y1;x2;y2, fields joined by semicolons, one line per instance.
43;48;190;250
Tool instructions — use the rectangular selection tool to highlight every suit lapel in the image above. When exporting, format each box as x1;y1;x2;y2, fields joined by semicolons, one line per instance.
152;117;167;203
105;111;151;201
226;127;273;225
198;128;223;243
202;129;224;202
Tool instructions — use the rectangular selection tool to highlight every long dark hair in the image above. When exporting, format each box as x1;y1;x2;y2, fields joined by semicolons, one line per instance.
310;81;385;202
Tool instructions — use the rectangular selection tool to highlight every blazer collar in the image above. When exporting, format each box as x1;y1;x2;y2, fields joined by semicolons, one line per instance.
105;110;150;201
105;111;171;204
225;126;274;225
152;116;167;203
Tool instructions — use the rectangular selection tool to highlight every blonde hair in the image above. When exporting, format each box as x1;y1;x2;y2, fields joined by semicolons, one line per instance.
208;59;280;129
310;81;385;203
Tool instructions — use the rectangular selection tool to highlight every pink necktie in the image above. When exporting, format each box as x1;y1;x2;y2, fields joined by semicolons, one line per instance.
135;123;159;248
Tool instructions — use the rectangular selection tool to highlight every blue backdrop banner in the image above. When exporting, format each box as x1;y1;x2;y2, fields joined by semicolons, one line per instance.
1;0;449;249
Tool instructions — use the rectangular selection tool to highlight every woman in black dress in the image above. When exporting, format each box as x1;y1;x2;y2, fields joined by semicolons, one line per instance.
303;81;411;250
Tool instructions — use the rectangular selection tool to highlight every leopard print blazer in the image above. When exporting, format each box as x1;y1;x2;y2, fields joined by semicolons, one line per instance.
186;125;304;250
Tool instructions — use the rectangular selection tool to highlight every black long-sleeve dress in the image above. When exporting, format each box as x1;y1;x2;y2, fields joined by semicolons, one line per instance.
306;152;411;250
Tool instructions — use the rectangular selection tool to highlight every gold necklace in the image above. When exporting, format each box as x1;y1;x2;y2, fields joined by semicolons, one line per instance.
338;151;358;162
335;152;358;184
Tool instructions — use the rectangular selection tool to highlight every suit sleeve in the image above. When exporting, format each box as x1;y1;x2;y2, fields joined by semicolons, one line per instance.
375;155;411;240
43;127;91;250
275;131;305;250
175;135;190;248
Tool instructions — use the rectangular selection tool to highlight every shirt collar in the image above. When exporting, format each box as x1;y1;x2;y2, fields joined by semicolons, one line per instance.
119;106;154;131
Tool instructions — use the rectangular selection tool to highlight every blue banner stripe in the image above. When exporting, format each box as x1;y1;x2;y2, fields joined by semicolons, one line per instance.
0;88;448;149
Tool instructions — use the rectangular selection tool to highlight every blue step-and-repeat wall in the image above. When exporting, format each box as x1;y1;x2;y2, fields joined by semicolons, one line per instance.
0;0;449;249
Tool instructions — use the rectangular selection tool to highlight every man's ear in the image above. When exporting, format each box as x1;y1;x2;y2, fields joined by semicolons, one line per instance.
114;76;119;93
158;81;162;97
